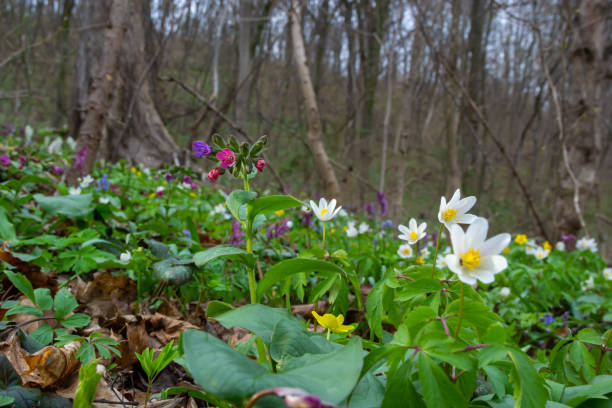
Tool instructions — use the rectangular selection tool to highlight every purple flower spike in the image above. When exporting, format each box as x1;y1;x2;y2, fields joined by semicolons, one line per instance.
192;140;212;157
377;191;388;215
74;146;89;169
53;165;63;175
165;173;175;182
0;155;10;166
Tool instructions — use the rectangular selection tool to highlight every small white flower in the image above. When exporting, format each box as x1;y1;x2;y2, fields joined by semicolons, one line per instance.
287;220;294;228
436;256;447;268
346;222;358;237
500;287;511;297
99;196;110;204
338;209;348;217
398;244;413;258
603;268;612;281
576;237;597;253
398;218;427;244
156;186;165;194
66;137;77;151
582;276;595;290
301;205;311;213
555;241;565;251
79;175;94;188
309;198;342;222
358;222;370;234
532;246;550;260
420;247;430;257
443;246;452;255
525;240;538;255
120;251;131;262
445;217;511;285
69;187;81;195
438;189;477;229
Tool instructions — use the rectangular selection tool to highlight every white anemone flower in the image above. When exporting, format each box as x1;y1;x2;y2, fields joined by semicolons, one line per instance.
603;268;612;281
346;222;358;237
358;222;370;234
69;187;81;195
576;237;597;253
436;256;447;269
525;240;538;255
555;241;566;251
99;196;110;204
532;247;550;260
500;287;511;297
582;276;595;290
80;175;94;188
398;218;427;244
338;209;348;217
398;244;413;259
309;198;342;222
445;217;511;285
420;247;430;257
120;251;131;262
438;189;477;229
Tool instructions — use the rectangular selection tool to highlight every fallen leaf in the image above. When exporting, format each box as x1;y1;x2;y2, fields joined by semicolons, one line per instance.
22;341;80;388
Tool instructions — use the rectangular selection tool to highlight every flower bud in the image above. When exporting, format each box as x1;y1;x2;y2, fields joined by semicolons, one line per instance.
208;168;221;182
256;159;266;172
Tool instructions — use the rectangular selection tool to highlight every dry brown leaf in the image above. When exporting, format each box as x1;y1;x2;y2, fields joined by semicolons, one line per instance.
22;341;80;388
118;319;161;368
146;313;199;344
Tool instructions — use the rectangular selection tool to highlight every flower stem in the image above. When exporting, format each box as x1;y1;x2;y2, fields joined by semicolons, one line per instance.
322;222;326;253
246;232;257;304
454;283;465;340
431;223;444;278
326;328;331;341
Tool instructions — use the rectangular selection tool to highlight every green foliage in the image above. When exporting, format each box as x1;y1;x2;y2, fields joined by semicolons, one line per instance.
72;359;104;408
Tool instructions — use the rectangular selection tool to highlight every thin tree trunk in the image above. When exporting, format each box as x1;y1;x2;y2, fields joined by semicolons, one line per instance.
236;0;251;131
289;0;341;199
67;0;127;185
379;50;393;192
53;0;74;127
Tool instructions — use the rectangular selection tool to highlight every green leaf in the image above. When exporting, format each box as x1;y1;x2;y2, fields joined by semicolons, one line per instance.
269;319;330;361
73;359;103;408
507;348;548;408
182;330;363;404
562;375;612;406
418;352;468;408
382;359;425;408
226;190;257;221
575;328;603;346
152;259;194;285
396;279;443;302
34;288;53;311
349;373;386;408
34;194;94;218
205;301;234;319
30;324;53;346
0;396;14;407
60;313;91;328
6;305;43;317
445;299;501;335
193;245;255;269
366;278;387;340
246;195;303;226
257;259;345;302
53;289;78;321
0;207;16;242
3;271;35;303
215;304;302;345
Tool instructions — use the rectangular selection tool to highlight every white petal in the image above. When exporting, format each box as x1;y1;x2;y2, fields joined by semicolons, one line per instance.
456;214;477;224
449;189;461;206
474;269;495;284
409;218;417;231
332;205;342;218
309;200;319;214
466;218;488;249
319;197;327;209
455;196;476;213
449;224;466;255
440;196;447;210
398;234;410;241
457;271;477;285
328;199;337;213
445;255;463;275
398;224;409;235
418;222;427;233
479;255;508;274
480;233;511;257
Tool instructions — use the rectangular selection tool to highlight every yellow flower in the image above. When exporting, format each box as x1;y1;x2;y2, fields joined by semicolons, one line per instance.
543;241;552;251
311;311;355;334
190;192;197;198
137;171;142;177
136;247;143;252
515;234;528;245
416;256;425;264
130;167;137;173
148;192;155;199
343;226;349;232
502;247;510;254
330;229;336;234
274;209;285;216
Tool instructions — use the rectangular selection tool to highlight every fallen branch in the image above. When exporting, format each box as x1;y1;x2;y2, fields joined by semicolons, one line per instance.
159;76;288;193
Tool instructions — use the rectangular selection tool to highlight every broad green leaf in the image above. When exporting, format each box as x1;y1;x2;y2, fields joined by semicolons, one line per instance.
418;352;468;408
53;288;78;321
507;348;548;408
246;195;302;226
34;288;53;311
226;190;257;220
562;375;612;406
3;271;35;303
73;360;103;408
366;278;387;340
30;324;53;346
152;259;194;285
575;328;603;346
349;373;385;408
269;319;331;361
257;259;344;301
396;278;443;302
215;304;302;345
205;301;234;319
382;359;425;408
182;330;362;404
6;305;42;317
0;207;16;242
60;313;91;328
445;299;501;335
193;245;255;269
34;194;94;218
0;396;14;407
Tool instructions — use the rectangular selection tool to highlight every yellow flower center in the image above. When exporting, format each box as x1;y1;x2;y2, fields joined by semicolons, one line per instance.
320;208;328;216
460;248;481;270
410;231;418;240
442;208;458;222
402;248;411;255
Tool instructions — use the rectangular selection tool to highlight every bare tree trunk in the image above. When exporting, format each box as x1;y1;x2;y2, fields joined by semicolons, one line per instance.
236;0;251;131
379;50;393;192
289;0;341;199
53;0;74;127
66;0;127;185
553;0;611;237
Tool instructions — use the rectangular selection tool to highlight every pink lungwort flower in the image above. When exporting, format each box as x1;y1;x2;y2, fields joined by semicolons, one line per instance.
256;159;266;172
208;168;220;182
0;155;10;166
216;148;236;168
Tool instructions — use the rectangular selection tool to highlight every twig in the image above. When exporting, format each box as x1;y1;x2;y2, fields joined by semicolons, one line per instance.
160;76;288;193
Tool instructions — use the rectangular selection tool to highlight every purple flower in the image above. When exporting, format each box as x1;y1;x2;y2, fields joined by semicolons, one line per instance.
183;229;191;238
301;212;314;228
74;146;89;169
216;148;236;168
182;175;192;184
190;182;197;190
382;219;393;230
98;174;110;190
377;191;388;216
0;155;10;166
19;155;26;169
227;220;245;245
53;165;63;175
165;173;175;182
364;202;375;218
192;140;212;157
541;314;554;326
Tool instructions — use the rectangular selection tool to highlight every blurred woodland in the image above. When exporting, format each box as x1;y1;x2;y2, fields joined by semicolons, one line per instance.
0;0;610;253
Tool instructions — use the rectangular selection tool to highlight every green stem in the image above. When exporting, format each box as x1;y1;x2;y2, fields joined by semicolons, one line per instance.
454;283;465;340
144;381;152;408
431;223;444;278
246;232;257;304
243;167;250;191
326;328;331;341
285;290;291;312
322;222;326;253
